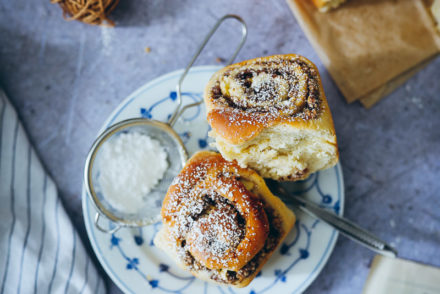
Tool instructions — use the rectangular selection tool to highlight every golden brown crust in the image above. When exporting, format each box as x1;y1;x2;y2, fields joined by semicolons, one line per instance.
310;0;347;12
161;152;270;271
204;54;336;146
156;151;295;287
311;0;326;9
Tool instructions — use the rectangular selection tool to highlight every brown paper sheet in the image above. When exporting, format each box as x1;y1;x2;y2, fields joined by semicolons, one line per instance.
287;0;440;106
359;55;437;108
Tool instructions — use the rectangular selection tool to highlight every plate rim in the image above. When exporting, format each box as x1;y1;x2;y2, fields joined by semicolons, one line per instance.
82;65;345;294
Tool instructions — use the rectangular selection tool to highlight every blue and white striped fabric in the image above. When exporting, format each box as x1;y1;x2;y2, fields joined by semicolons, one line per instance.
0;90;106;294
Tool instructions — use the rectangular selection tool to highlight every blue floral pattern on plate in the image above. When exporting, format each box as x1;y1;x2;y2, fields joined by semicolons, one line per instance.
82;66;344;294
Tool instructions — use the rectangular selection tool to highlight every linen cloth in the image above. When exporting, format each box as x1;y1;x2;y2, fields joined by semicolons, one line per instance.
0;89;105;294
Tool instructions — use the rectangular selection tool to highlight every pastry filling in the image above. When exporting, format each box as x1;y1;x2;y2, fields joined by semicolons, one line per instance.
210;58;320;120
163;156;285;285
186;193;246;265
174;187;283;285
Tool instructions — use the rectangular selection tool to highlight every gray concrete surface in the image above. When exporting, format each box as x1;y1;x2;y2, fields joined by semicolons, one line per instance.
1;0;439;293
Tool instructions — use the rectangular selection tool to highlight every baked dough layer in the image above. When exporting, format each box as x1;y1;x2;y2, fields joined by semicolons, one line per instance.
204;54;339;181
155;151;295;287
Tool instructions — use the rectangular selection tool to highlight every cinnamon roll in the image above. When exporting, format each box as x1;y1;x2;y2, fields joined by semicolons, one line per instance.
204;54;338;181
154;151;295;287
311;0;347;12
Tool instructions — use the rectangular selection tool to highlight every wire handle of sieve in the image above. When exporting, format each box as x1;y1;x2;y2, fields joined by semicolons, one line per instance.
168;14;248;127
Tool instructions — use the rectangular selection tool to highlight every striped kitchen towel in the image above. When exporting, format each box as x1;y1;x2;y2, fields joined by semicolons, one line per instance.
0;89;106;294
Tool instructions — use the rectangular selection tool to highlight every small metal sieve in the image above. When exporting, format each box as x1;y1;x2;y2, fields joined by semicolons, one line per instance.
84;15;247;233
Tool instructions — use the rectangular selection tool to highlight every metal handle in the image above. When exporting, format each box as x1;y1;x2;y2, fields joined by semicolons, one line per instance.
168;14;248;127
268;181;398;258
94;212;121;234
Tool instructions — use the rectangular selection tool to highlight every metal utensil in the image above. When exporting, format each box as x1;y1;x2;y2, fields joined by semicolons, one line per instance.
266;180;398;258
84;14;248;233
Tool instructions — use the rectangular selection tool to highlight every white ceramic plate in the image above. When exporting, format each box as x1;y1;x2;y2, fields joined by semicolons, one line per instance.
82;66;345;294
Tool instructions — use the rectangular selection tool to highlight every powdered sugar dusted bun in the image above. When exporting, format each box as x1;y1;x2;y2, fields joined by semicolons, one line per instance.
204;54;338;181
154;151;295;288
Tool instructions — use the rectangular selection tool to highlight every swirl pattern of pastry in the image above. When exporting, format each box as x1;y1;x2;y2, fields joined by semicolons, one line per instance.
204;54;339;181
154;151;295;287
210;57;320;119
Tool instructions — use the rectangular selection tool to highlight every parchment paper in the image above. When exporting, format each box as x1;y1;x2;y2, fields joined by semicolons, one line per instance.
287;0;440;107
363;255;440;294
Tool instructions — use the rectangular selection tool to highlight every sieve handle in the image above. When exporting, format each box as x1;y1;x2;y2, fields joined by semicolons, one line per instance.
168;14;248;127
94;212;121;234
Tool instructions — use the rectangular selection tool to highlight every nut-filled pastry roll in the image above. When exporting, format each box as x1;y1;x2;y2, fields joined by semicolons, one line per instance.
204;54;338;181
154;151;295;287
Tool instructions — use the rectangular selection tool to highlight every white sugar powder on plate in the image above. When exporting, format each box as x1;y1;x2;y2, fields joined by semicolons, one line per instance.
98;132;168;214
